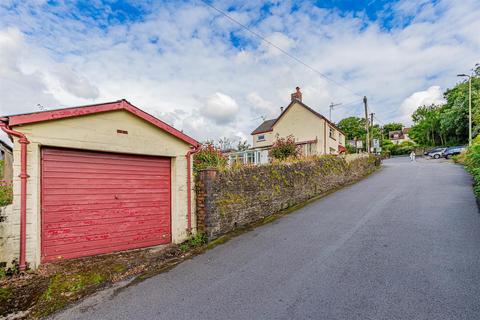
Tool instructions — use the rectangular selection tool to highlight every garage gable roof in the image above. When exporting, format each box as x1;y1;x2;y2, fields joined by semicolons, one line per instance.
5;99;199;147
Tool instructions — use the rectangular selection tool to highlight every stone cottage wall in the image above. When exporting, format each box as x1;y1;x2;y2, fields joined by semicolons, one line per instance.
196;154;379;239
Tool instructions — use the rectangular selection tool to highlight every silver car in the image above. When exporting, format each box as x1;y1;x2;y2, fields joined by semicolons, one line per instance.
428;147;447;159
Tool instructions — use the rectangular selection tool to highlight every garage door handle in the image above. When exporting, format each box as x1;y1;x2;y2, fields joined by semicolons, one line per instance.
114;195;119;200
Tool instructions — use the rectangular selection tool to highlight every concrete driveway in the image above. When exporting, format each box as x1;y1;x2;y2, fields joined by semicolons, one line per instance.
53;157;480;320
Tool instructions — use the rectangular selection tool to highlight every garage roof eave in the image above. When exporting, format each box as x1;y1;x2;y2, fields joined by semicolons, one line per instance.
5;99;199;147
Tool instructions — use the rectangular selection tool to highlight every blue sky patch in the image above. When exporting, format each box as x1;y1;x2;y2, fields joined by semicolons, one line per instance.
74;0;148;28
313;0;396;19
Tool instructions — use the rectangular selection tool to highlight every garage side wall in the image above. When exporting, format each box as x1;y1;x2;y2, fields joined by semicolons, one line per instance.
5;110;195;268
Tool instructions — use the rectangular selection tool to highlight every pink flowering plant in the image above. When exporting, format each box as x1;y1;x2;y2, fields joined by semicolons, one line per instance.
269;135;300;161
193;142;227;173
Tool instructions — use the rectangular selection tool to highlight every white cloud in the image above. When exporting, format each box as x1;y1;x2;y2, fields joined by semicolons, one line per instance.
261;32;295;57
0;28;58;113
246;92;277;117
399;86;446;124
50;65;99;100
0;27;99;115
202;92;239;124
0;0;479;145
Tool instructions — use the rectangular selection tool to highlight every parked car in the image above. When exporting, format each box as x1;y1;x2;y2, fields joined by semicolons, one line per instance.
424;147;440;155
427;147;447;159
443;146;466;159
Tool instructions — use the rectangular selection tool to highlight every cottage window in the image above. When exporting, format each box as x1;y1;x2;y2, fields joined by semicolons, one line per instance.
257;134;265;141
329;127;335;140
247;152;255;164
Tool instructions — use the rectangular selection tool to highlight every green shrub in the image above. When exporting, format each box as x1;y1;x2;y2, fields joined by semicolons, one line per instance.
465;144;480;197
381;139;394;151
180;233;207;252
0;180;12;207
380;150;391;159
452;151;466;164
388;141;417;156
269;135;299;161
345;144;356;154
466;145;480;167
472;135;480;145
193;143;227;173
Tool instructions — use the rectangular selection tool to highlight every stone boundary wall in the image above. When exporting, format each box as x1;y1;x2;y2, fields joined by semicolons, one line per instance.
0;204;15;267
196;154;380;239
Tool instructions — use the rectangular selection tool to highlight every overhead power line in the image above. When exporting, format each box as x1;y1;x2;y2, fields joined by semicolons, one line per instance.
374;115;384;125
335;99;363;109
372;115;389;129
200;0;363;98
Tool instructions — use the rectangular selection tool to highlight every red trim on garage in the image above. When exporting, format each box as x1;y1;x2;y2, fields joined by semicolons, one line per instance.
7;99;199;147
41;147;172;263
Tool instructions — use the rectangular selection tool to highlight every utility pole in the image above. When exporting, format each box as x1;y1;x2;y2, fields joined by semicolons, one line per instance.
370;112;375;152
363;96;369;153
380;126;384;146
329;102;342;121
457;72;474;146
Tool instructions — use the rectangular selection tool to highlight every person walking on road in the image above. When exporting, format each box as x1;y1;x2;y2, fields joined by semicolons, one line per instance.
410;150;416;161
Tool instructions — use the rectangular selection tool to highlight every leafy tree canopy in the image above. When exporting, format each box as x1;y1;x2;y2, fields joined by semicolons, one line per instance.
337;117;382;148
383;122;403;138
337;117;366;140
409;65;480;147
236;140;250;151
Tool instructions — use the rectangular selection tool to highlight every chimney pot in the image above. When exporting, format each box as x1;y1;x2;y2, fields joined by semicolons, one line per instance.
291;86;302;102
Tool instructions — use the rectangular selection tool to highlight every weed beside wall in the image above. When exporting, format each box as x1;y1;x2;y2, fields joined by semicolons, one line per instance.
196;154;379;239
0;181;12;207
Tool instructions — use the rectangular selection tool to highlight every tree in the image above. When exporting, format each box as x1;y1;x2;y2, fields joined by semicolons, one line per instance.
236;140;250;151
408;64;480;147
217;137;233;152
337;117;366;140
370;124;382;140
382;122;403;139
337;116;383;151
409;104;443;146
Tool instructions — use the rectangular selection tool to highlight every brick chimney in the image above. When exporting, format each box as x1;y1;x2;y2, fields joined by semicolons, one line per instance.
291;86;302;102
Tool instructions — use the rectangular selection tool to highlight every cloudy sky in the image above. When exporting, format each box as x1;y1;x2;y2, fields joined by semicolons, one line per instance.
0;0;479;144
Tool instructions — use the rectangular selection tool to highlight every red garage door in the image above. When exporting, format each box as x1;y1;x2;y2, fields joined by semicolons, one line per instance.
41;148;171;263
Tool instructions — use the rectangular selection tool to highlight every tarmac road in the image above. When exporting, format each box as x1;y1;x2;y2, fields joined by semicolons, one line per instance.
53;157;480;320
